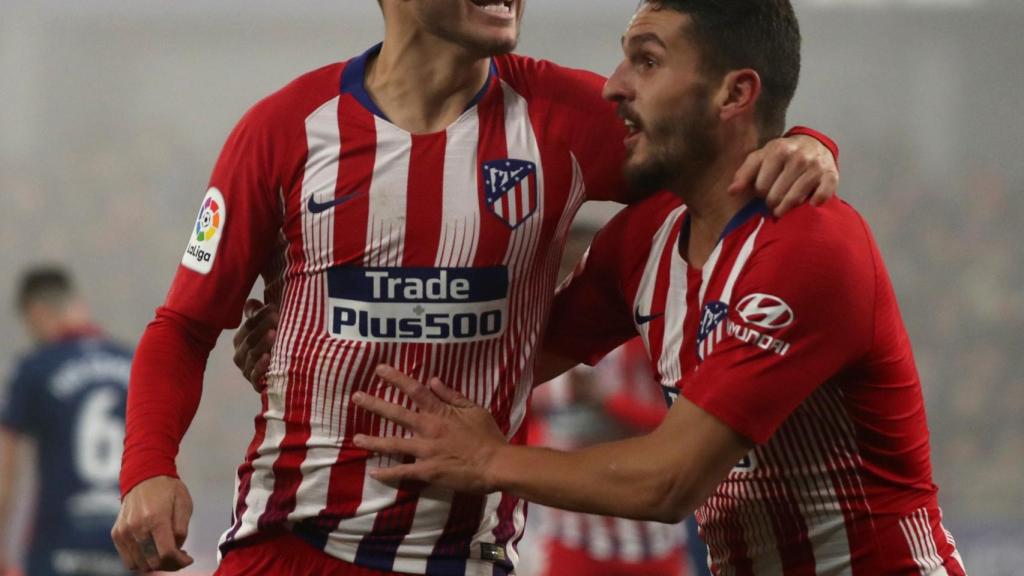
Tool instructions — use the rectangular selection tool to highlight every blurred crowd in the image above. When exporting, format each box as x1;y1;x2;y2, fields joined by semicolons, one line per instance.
860;166;1024;525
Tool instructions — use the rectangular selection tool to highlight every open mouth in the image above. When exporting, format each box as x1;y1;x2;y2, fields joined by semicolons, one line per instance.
470;0;515;18
619;108;644;145
624;118;641;137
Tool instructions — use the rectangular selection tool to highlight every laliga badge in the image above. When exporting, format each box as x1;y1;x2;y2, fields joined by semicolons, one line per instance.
182;187;226;274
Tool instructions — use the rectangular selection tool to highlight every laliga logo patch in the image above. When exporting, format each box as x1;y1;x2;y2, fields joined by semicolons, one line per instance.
181;187;226;274
195;195;222;242
736;293;794;330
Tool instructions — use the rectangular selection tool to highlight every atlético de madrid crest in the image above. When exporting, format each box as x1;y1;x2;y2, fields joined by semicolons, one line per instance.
483;159;538;229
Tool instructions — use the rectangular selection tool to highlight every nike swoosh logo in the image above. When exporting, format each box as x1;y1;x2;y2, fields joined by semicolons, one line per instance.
307;192;364;214
634;307;665;325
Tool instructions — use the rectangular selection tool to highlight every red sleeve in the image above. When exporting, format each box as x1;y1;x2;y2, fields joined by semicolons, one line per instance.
544;217;635;365
120;307;218;496
785;125;840;170
164;101;289;329
120;94;295;495
681;201;873;445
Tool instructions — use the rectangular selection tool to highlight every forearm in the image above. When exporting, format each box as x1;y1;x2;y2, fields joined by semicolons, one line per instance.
484;397;749;523
487;434;691;523
120;307;218;496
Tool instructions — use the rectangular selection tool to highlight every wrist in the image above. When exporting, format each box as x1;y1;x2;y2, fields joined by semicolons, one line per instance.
481;443;514;493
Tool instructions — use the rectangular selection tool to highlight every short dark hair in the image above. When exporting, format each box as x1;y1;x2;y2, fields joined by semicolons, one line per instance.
644;0;801;139
16;265;75;313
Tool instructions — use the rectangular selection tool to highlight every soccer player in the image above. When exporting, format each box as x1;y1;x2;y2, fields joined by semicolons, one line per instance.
350;1;969;574
0;267;132;576
112;0;840;574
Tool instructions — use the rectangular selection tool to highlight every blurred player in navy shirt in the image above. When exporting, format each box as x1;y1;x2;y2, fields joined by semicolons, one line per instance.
0;267;132;576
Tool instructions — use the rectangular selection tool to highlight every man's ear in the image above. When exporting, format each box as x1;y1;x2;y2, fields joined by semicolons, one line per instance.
718;68;761;123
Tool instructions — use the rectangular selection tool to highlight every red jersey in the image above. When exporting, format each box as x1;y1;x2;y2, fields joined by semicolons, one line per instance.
129;44;629;576
547;193;967;575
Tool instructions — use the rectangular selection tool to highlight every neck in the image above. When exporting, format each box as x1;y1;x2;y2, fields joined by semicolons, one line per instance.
367;30;492;134
675;133;759;268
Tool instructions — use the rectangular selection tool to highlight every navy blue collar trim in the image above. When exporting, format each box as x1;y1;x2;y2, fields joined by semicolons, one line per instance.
720;198;769;240
340;43;498;123
679;198;769;254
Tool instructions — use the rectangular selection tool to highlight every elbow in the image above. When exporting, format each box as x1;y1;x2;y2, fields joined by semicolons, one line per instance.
649;497;689;524
637;471;695;524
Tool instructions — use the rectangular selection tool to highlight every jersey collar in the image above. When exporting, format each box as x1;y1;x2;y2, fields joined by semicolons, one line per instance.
679;198;769;255
340;43;498;122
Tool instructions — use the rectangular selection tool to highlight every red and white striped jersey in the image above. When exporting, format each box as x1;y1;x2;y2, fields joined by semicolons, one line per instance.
163;44;629;575
548;192;967;575
530;339;687;567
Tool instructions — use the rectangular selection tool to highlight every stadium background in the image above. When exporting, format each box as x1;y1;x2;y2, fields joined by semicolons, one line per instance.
1;0;1021;573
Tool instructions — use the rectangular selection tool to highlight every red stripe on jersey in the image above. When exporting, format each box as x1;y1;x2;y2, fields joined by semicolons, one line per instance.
404;133;446;266
681;267;703;374
472;81;512;265
333;94;376;263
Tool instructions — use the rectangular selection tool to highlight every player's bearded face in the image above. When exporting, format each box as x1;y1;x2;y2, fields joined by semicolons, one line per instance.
620;81;718;197
416;0;525;56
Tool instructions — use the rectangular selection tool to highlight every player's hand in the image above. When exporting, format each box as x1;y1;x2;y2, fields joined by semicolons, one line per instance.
352;365;506;493
232;298;279;392
729;133;839;217
111;476;194;572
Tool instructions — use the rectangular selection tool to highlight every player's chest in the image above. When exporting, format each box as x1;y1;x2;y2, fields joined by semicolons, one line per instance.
280;106;580;272
628;216;754;389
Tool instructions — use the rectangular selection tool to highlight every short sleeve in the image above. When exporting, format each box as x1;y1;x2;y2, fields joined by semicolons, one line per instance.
1;361;38;437
164;103;289;329
545;223;636;365
682;204;876;444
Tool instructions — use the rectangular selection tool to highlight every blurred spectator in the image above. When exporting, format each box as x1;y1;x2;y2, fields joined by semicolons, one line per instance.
0;267;132;576
527;340;693;576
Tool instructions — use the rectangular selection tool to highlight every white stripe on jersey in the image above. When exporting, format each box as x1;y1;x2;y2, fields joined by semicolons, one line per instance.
291;97;345;520
366;117;411;268
657;232;689;384
719;218;764;304
633;206;687;355
498;78;545;432
436;108;482;269
302;96;342;272
900;508;947;575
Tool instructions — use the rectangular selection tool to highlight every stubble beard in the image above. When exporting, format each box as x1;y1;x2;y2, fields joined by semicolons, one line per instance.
624;91;718;199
